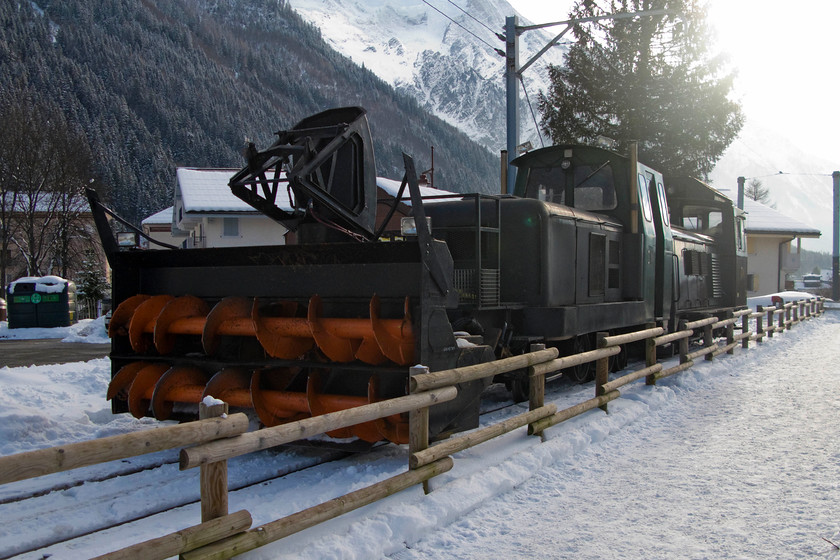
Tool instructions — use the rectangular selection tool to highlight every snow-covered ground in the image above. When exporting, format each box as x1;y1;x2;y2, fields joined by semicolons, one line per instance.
0;315;110;343
0;299;838;559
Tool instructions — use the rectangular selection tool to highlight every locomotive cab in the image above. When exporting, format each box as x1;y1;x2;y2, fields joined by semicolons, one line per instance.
510;146;663;324
665;176;748;311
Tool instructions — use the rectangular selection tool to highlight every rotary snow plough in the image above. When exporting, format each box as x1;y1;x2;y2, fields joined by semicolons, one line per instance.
89;107;492;445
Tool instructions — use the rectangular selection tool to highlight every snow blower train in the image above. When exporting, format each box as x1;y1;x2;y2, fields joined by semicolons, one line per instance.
89;107;747;445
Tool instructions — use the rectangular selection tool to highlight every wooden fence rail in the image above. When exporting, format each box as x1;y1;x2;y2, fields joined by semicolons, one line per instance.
180;386;458;469
0;297;825;559
91;510;252;560
0;412;249;485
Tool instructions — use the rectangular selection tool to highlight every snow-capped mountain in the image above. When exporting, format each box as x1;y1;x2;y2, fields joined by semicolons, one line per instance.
288;0;836;252
287;0;567;152
709;119;836;253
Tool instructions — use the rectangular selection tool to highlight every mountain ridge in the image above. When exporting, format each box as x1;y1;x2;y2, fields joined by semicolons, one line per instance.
0;0;500;225
287;0;567;152
289;0;835;253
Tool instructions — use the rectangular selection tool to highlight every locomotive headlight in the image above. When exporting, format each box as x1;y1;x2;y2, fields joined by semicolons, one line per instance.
117;231;139;249
560;159;572;170
400;216;432;236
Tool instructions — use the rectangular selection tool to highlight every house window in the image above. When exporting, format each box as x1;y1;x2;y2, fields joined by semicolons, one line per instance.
222;218;239;237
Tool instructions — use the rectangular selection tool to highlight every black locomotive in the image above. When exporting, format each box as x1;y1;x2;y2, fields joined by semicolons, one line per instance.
92;107;747;443
423;142;747;389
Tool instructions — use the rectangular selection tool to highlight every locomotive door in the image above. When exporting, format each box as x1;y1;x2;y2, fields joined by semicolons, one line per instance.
644;171;674;325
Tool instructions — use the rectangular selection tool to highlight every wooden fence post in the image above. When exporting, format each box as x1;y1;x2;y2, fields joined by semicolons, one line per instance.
408;365;431;494
703;322;714;361
595;332;610;412
741;312;750;349
725;311;735;355
678;321;689;364
528;343;547;440
755;310;764;343
199;400;229;523
766;307;774;338
644;323;658;386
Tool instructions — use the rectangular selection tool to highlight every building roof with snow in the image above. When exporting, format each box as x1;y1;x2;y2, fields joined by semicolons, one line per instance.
175;168;294;213
141;206;174;226
171;168;455;222
742;197;821;238
375;177;457;205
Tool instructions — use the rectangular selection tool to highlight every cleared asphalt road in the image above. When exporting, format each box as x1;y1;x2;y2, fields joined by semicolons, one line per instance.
0;339;110;368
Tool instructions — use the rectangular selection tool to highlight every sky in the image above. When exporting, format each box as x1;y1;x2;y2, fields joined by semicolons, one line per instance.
1;297;838;558
507;0;840;166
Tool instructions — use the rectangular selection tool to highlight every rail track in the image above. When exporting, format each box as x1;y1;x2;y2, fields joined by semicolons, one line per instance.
0;346;699;559
0;432;364;558
1;379;574;559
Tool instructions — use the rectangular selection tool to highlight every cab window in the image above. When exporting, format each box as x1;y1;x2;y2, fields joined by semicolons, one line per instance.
637;174;653;222
524;163;617;211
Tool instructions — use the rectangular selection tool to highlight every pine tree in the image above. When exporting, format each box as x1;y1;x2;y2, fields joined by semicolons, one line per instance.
75;248;109;319
538;0;744;178
744;177;773;206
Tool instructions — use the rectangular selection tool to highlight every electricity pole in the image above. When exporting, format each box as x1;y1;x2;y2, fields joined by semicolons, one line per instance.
503;9;674;194
833;171;839;301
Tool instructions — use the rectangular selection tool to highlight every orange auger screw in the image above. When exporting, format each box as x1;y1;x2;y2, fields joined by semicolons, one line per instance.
153;295;210;355
110;293;416;366
202;297;256;355
126;363;170;418
128;295;174;353
107;361;152;402
203;367;255;409
108;294;150;338
107;293;417;442
151;366;211;420
253;299;315;359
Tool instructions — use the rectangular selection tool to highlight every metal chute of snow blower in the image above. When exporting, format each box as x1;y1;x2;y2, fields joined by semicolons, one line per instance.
228;106;379;242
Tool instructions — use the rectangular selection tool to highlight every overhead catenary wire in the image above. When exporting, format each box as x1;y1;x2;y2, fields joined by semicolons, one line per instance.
519;75;545;148
421;0;504;55
746;172;833;180
444;0;497;36
730;139;834;181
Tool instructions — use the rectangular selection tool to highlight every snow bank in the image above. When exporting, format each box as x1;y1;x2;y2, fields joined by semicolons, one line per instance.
747;290;818;309
0;358;157;456
0;315;109;343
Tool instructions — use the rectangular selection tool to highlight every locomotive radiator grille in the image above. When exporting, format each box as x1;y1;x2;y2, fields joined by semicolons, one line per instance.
454;268;500;307
710;253;724;298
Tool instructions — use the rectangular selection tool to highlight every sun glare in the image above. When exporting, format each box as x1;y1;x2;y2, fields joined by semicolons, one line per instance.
706;0;840;159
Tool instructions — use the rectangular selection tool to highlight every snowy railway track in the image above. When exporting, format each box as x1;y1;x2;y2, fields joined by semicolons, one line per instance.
0;442;355;558
1;385;539;559
2;342;658;560
0;456;175;506
2;352;651;560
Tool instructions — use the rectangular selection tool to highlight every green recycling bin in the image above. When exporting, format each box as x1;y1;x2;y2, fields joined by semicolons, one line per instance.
6;276;76;329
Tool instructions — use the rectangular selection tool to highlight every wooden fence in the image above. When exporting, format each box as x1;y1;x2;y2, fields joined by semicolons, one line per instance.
0;297;825;559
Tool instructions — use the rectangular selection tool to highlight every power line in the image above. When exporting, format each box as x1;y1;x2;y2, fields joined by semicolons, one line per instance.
519;75;544;148
731;139;833;181
421;0;504;55
445;0;497;36
747;172;833;180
